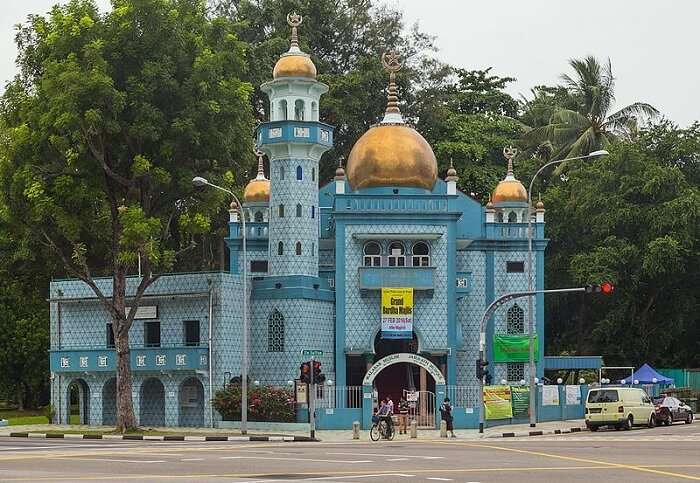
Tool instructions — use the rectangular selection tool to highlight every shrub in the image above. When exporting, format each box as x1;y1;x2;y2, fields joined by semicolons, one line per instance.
213;384;295;422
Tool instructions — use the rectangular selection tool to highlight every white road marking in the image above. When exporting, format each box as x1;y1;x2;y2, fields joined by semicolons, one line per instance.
386;457;409;461
180;458;204;462
426;478;453;481
220;455;373;463
76;458;167;463
306;474;415;480
328;452;443;460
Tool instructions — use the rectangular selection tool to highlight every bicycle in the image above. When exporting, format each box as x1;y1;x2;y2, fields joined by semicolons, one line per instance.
370;416;395;441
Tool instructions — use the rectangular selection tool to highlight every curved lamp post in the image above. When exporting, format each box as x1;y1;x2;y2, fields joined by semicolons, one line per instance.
192;176;249;435
526;149;608;428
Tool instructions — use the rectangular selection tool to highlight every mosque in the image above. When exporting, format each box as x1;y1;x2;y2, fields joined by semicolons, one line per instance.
48;14;594;429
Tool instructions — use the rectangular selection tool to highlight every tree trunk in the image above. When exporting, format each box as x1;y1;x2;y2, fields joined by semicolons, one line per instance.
115;322;137;432
16;386;24;411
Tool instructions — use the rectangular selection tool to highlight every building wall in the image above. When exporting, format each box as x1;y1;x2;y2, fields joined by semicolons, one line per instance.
343;224;449;353
455;250;487;386
268;157;320;276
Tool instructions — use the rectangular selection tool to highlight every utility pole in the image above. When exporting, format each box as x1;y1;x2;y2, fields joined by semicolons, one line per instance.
309;356;316;440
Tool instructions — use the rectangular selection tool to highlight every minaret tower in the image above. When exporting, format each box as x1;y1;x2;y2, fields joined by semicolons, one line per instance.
257;12;334;276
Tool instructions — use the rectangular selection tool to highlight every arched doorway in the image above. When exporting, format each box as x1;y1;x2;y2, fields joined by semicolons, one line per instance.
102;378;117;426
66;379;90;425
372;331;431;405
140;378;165;427
179;377;205;427
363;353;446;428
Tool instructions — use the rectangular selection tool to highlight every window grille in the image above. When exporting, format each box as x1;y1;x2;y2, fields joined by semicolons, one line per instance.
268;310;285;352
507;363;525;383
363;241;381;267
387;241;406;267
411;241;430;267
507;304;525;334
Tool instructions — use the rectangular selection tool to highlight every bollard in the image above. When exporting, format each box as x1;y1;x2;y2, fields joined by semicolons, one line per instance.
352;421;360;440
410;420;417;439
439;419;447;438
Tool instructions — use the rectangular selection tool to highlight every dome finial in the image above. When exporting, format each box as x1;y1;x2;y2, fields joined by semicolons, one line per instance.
253;146;267;181
335;157;346;179
286;12;303;53
446;157;458;181
380;50;404;124
503;146;517;177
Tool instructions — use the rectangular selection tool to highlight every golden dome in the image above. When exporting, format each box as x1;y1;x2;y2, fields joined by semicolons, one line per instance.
536;199;545;209
273;54;317;79
244;150;270;202
492;178;527;203
346;124;437;191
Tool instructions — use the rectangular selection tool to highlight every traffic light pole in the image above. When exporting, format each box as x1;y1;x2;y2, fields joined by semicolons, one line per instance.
477;286;586;434
309;356;316;440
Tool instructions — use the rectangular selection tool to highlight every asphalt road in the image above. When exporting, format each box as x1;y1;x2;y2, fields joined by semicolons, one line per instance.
0;423;699;482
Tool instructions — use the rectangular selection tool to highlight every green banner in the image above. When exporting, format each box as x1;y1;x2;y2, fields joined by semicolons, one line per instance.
493;334;539;362
511;386;530;418
484;385;513;420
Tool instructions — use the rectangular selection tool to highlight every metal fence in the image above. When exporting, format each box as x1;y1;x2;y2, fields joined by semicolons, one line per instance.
446;385;480;409
314;385;363;409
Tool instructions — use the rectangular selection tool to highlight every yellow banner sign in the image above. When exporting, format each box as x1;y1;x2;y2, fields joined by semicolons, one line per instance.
484;385;513;420
381;288;413;339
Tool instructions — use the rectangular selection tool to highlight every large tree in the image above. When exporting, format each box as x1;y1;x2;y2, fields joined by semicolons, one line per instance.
524;56;659;160
543;123;699;367
0;0;253;431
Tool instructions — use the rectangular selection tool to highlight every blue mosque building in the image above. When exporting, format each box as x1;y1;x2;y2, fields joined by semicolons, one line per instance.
49;15;593;430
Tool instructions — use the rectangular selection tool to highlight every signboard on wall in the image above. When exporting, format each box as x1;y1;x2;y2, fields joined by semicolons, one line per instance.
381;288;413;339
484;385;513;420
493;334;539;362
126;305;158;320
511;385;529;417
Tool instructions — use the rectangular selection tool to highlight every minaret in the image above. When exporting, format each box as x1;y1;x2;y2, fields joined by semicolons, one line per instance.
257;12;334;276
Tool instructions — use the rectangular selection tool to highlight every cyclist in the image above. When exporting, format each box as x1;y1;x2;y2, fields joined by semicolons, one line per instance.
377;398;394;437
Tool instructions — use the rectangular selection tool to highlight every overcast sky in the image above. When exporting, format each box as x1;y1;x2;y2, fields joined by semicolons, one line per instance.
2;0;698;126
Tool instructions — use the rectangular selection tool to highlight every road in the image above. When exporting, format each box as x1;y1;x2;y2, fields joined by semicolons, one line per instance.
0;423;698;482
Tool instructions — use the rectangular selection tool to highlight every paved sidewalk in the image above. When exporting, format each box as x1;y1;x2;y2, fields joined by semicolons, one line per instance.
0;419;586;441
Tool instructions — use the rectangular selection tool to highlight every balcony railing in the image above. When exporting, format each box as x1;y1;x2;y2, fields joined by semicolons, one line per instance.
256;120;334;148
358;266;435;290
50;345;209;373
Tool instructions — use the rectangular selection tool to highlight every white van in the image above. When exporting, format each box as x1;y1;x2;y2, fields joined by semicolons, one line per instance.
585;387;655;431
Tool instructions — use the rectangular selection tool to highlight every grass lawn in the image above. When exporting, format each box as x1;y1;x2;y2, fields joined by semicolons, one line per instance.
0;409;81;425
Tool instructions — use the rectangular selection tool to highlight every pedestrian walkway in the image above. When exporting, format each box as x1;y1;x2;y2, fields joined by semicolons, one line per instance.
0;419;586;441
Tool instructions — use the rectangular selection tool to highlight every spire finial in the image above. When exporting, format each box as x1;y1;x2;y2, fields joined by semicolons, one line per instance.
287;12;303;52
446;157;458;180
335;157;346;179
380;50;404;124
503;146;517;177
253;146;266;180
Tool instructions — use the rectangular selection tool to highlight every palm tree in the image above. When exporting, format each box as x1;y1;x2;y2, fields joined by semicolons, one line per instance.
525;56;659;159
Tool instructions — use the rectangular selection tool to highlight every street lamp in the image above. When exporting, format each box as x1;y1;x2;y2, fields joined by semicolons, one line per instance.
526;149;608;428
192;176;249;435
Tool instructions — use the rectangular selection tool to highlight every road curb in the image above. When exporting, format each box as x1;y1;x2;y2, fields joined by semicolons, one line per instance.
2;432;315;442
488;426;585;438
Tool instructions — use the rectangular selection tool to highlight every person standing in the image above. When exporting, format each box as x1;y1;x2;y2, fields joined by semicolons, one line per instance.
440;397;456;438
398;397;409;434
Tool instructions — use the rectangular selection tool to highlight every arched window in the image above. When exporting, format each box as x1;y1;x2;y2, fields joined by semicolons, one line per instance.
280;166;285;180
278;204;284;218
388;241;406;267
278;99;288;121
296;165;303;181
363;241;381;267
311;242;315;256
506;304;525;334
295;241;302;256
244;210;251;222
254;211;263;223
310;205;315;219
312;167;316;182
311;101;318;121
497;212;504;223
294;99;305;121
296;204;302;217
267;309;284;352
277;241;284;256
507;211;518;223
412;241;430;267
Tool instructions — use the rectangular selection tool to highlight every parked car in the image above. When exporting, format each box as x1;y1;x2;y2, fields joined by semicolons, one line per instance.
585;387;655;431
652;396;694;425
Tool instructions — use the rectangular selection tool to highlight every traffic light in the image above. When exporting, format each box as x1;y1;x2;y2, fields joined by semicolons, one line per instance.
585;282;615;295
299;361;311;384
476;359;489;380
312;360;325;384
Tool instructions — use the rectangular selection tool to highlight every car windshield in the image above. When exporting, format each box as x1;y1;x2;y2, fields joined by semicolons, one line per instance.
652;396;666;405
588;390;619;403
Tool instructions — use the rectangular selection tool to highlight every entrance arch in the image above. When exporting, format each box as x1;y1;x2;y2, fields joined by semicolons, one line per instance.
140;378;165;427
179;377;205;427
363;353;445;385
66;379;90;425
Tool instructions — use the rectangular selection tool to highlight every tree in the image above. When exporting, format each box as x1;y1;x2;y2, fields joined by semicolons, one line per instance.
0;0;253;431
543;124;699;366
524;56;659;160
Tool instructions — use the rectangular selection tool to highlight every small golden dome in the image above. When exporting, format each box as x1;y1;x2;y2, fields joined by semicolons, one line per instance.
447;166;457;178
536;199;545;209
244;150;270;202
243;178;270;202
335;163;346;178
492;178;527;203
273;53;317;79
346;124;437;191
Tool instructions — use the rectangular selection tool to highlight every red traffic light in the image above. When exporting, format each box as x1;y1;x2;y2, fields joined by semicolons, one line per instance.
600;282;614;294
